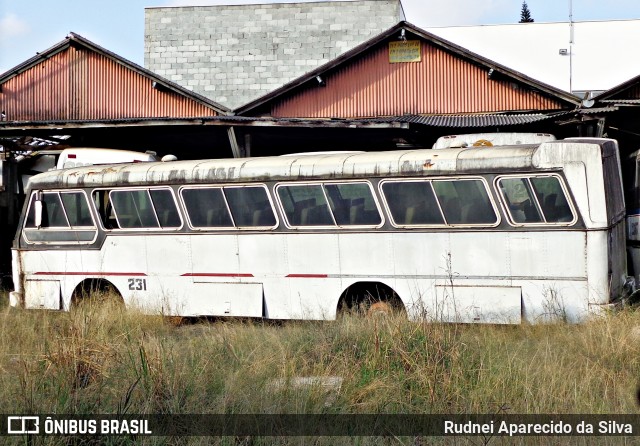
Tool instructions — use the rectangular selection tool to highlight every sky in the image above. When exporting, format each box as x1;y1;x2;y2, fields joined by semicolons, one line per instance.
2;0;640;74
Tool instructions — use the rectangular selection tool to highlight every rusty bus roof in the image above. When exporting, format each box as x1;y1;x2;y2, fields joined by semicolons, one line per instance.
26;142;598;190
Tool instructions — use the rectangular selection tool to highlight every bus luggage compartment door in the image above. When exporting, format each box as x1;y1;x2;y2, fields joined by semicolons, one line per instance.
433;285;521;324
188;282;263;317
24;279;60;309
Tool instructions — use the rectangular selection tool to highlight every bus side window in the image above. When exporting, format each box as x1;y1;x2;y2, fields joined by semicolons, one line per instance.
324;183;382;226
110;190;159;229
433;179;498;225
60;192;94;227
498;178;542;223
530;177;574;223
277;184;333;227
23;190;98;244
25;192;69;228
25;192;68;228
182;187;234;228
224;185;277;228
93;190;118;229
381;181;444;226
498;176;574;225
150;189;181;229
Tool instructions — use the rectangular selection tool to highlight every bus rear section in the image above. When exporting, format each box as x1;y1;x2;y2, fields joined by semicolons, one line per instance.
542;138;629;315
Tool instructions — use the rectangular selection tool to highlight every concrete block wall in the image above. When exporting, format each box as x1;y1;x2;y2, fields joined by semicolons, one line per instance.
145;0;404;109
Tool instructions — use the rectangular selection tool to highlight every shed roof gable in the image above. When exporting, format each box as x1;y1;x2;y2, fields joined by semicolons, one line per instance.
236;21;580;118
0;33;229;122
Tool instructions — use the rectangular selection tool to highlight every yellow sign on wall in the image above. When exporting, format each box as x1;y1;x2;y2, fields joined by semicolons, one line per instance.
389;41;421;63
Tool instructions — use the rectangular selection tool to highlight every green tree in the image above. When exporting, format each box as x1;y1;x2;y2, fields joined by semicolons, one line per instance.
519;1;534;23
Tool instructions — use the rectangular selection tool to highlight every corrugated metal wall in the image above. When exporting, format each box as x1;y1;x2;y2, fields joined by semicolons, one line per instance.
0;46;218;121
271;40;565;118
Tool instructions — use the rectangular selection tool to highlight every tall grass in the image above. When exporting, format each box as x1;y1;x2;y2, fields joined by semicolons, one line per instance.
0;297;639;445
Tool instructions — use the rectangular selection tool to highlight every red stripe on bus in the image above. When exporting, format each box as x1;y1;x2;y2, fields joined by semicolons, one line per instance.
181;273;254;278
286;274;329;278
34;272;147;276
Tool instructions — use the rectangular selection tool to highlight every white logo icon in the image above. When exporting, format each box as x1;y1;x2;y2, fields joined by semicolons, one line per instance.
7;416;40;434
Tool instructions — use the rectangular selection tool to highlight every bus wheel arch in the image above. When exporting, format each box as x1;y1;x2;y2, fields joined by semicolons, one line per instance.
337;281;405;317
70;278;124;310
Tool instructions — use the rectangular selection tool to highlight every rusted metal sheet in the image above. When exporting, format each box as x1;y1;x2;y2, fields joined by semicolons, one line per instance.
271;41;565;118
0;45;218;122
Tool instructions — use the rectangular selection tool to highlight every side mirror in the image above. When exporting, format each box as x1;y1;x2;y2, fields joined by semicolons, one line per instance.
34;191;43;228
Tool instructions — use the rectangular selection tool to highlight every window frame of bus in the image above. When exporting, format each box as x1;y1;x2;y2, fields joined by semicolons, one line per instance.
274;180;385;229
494;173;577;227
22;189;98;244
179;184;279;231
379;177;501;228
93;187;184;231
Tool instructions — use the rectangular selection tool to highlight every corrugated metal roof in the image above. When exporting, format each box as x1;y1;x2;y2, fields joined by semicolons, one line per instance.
0;33;229;120
578;106;619;114
598;99;640;104
0;115;410;130
594;73;640;101
236;21;581;116
389;111;574;127
269;41;567;118
0;112;580;130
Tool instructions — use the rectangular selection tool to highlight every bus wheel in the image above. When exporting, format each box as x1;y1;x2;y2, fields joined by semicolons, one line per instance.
338;282;405;318
367;301;396;318
70;279;124;311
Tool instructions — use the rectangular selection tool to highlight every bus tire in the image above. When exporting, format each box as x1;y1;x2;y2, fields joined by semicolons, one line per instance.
70;279;124;311
338;281;405;318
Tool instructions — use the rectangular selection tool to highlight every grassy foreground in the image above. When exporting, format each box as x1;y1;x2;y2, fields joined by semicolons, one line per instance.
0;288;639;445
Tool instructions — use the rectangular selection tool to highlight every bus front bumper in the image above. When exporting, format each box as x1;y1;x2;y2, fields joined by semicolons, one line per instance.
9;291;23;308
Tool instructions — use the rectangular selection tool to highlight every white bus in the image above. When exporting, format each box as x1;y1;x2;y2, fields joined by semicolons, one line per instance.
9;138;630;323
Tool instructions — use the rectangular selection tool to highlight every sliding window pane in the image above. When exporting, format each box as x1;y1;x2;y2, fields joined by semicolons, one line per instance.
225;186;276;227
381;181;444;225
182;188;233;228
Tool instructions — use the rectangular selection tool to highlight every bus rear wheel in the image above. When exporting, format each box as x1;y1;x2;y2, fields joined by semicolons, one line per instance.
338;282;405;318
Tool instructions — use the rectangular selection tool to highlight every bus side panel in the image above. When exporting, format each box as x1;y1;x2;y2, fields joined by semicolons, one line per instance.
16;248;89;310
433;285;521;323
608;220;627;301
237;233;289;319
390;232;449;317
586;229;615;308
509;231;587;280
189;233;239;279
181;282;264;317
511;231;588;322
96;235;149;309
144;234;192;315
286;233;342;320
520;280;589;323
337;231;396;306
188;233;247;317
627;214;640;283
449;232;510;278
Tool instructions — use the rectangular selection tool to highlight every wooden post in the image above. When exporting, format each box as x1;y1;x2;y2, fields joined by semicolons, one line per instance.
227;126;244;158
